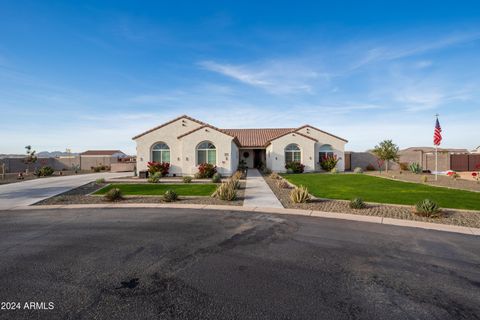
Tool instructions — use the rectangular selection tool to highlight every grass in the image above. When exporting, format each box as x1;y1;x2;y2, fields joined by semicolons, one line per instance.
94;183;217;196
282;173;480;211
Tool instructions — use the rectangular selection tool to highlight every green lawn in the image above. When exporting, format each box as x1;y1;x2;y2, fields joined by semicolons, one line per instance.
94;183;217;196
283;173;480;211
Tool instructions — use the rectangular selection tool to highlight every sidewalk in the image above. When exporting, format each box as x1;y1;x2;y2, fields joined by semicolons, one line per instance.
243;169;283;208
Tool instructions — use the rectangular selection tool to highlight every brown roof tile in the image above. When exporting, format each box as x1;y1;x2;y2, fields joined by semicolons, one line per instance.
81;150;124;156
222;128;295;147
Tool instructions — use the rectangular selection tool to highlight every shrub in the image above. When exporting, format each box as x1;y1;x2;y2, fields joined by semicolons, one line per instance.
285;161;305;173
262;167;272;175
212;173;222;183
270;172;280;180
95;178;106;184
197;163;217;178
399;162;409;171
277;179;290;189
232;171;243;180
182;176;192;183
320;155;339;171
238;159;248;170
290;186;311;203
92;166;101;172
148;172;162;183
104;188;123;202
36;166;54;177
212;182;237;201
147;161;170;177
353;167;363;174
349;198;366;209
409;162;422;174
163;190;178;202
330;168;339;174
414;199;441;217
365;164;375;171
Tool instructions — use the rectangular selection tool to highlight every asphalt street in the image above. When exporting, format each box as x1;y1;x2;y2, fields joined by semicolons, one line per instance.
0;208;479;319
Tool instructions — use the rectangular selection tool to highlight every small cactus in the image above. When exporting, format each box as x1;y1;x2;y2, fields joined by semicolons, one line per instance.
182;176;193;183
104;188;123;202
290;186;311;203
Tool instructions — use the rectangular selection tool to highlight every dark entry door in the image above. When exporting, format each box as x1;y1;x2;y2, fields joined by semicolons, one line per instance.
254;149;264;168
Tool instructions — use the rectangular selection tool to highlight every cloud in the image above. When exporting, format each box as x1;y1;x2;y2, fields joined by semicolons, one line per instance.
199;59;326;94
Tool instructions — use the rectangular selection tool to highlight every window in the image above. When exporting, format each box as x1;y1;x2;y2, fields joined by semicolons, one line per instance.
319;144;334;162
285;144;301;163
151;142;170;163
197;141;216;165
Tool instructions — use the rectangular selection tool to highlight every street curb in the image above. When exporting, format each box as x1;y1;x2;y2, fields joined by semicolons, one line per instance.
9;203;479;236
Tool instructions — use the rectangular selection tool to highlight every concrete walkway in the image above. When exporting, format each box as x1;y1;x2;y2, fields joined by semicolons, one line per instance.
0;172;131;210
243;169;283;208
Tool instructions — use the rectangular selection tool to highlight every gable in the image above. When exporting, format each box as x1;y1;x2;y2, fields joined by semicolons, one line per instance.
132;115;207;140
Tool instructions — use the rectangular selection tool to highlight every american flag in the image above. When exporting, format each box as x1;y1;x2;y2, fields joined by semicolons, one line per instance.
433;117;442;146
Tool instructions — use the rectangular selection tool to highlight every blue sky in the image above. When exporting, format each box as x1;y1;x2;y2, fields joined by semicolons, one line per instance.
1;1;479;154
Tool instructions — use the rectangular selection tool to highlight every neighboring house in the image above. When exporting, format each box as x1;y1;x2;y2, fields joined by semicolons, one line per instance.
133;115;347;176
80;150;127;170
472;146;480;154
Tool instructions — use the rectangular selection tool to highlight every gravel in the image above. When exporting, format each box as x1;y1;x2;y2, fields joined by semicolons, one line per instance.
35;181;245;206
263;174;480;228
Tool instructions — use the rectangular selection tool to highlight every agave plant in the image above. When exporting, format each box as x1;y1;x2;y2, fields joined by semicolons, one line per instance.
163;190;178;202
290;186;311;203
409;162;422;174
414;199;441;217
349;198;366;209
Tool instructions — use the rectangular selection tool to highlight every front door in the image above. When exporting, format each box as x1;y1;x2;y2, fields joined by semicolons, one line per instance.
254;149;265;168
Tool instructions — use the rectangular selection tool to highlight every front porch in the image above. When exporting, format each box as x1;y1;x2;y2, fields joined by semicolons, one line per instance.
239;148;266;169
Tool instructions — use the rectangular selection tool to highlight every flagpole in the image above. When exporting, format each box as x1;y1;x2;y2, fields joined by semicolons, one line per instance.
435;114;439;181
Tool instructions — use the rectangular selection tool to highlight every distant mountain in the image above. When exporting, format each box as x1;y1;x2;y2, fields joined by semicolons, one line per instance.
37;151;79;158
0;151;79;159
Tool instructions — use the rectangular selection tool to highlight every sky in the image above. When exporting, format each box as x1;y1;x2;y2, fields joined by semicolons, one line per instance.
0;0;479;154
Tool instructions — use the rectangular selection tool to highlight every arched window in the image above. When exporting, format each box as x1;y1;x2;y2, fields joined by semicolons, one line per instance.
285;144;301;163
151;142;170;163
319;144;334;161
197;141;216;165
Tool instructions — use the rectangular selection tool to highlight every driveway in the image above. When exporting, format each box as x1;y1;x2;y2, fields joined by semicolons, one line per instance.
0;172;131;210
0;208;478;319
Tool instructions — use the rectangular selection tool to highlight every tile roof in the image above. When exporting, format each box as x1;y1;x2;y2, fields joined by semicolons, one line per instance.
81;150;125;156
222;128;296;147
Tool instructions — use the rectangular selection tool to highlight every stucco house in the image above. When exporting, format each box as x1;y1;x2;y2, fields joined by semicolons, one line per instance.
133;115;347;176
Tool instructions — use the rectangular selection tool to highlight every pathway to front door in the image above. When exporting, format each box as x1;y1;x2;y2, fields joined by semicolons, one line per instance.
243;169;283;208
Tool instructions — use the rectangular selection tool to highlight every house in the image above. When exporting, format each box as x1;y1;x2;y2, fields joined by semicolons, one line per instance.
79;150;127;170
133;115;347;176
472;146;480;154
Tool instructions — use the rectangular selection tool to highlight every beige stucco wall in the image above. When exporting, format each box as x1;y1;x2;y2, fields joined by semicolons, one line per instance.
296;127;346;171
239;149;255;168
267;133;316;172
134;117;204;175
179;127;237;175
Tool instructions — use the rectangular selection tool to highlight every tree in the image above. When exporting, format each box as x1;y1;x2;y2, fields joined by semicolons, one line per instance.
24;145;37;173
372;140;399;172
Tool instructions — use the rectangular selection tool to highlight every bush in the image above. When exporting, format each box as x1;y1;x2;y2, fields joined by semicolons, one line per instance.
262;167;272;175
349;198;366;209
95;178;106;184
320;155;339;171
399;162;409;171
212;182;237;201
197;163;217;179
148;172;162;183
270;172;280;180
163;190;178;202
330;168;339;174
92;166;101;172
147;161;170;177
414;199;441;217
212;173;222;183
365;164;375;171
285;161;305;173
277;179;290;189
409;162;422;174
36;166;54;177
182;176;192;183
353;167;363;174
238;159;248;170
104;188;123;201
290;186;311;203
232;171;243;180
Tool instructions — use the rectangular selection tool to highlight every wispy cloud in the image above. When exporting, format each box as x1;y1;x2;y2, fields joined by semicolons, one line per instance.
199;59;327;94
